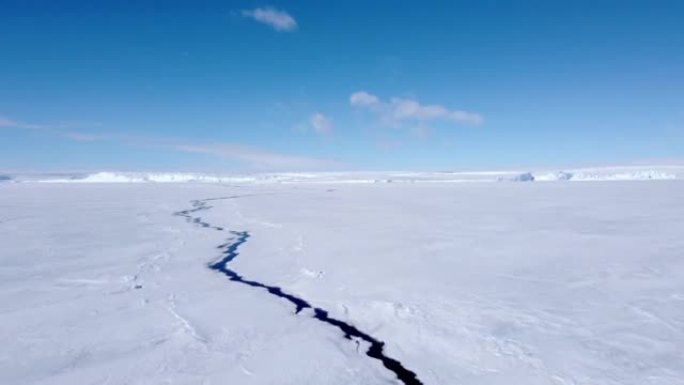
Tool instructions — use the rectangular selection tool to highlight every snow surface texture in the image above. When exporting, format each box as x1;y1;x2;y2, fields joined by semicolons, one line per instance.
175;198;421;384
4;166;683;184
1;182;683;384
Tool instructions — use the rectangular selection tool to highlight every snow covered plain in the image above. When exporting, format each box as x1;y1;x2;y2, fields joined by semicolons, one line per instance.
1;180;683;384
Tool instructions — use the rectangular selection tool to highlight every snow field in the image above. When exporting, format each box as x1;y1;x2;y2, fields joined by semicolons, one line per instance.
1;181;683;384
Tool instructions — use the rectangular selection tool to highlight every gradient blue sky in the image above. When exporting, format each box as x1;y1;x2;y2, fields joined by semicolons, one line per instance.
1;0;683;172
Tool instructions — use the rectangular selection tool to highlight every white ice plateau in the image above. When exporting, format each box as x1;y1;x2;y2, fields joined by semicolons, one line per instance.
1;169;683;384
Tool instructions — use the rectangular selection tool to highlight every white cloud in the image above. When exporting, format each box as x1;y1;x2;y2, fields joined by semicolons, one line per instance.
349;91;483;127
349;91;379;107
309;113;333;135
242;7;297;32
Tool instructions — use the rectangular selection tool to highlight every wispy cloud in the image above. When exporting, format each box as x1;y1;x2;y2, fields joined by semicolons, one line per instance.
169;142;335;169
3;114;337;170
309;112;333;135
242;7;297;32
0;116;51;130
1;115;99;131
349;91;483;127
65;131;338;170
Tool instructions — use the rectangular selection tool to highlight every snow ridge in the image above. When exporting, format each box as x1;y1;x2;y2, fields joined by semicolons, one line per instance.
174;197;423;385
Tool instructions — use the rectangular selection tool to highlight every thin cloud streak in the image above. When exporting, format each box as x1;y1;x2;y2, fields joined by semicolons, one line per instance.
61;132;340;170
1;116;101;131
169;143;338;169
67;131;338;170
2;114;337;170
0;116;51;130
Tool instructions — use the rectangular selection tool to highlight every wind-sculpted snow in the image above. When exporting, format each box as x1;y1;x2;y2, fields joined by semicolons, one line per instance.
175;197;423;385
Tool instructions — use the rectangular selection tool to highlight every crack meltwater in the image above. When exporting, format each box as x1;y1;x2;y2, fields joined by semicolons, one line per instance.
175;197;423;385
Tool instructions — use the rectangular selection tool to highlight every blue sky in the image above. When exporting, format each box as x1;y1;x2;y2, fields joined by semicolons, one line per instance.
1;0;683;172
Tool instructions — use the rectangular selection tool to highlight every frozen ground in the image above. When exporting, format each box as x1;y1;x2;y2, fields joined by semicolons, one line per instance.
1;180;683;384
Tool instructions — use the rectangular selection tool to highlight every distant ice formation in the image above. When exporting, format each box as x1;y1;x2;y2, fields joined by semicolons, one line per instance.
511;172;535;182
41;172;258;184
1;167;679;184
534;171;574;181
570;170;676;181
507;169;676;182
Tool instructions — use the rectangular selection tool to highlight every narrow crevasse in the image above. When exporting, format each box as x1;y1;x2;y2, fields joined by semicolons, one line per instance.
174;197;423;385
